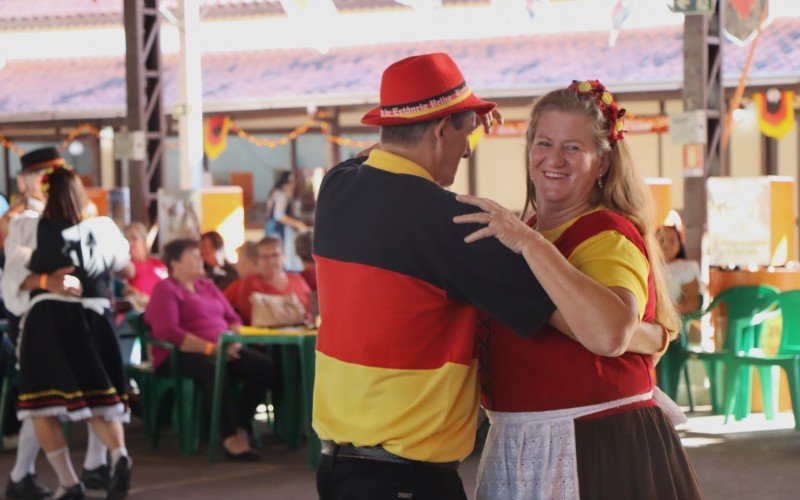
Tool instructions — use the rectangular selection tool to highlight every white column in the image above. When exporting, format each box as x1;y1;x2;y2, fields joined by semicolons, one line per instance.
176;0;204;190
99;127;116;189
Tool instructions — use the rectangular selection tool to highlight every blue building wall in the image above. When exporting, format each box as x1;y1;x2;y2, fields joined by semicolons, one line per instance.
164;132;377;200
3;131;378;200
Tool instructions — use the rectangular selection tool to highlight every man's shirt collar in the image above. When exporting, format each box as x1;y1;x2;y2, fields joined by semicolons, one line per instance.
364;149;435;183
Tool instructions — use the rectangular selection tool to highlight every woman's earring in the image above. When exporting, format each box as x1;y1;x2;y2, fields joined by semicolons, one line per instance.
596;176;605;189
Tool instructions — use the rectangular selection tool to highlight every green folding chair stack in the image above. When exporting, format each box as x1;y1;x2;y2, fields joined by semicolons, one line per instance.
663;284;780;417
722;290;800;429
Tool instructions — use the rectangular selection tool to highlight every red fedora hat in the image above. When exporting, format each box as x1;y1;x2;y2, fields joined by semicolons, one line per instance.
361;52;496;127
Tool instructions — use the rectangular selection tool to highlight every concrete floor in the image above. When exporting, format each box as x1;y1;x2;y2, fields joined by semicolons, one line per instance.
1;412;799;499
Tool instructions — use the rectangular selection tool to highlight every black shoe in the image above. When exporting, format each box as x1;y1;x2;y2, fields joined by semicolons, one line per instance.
54;482;85;500
5;474;52;499
224;448;261;462
105;456;131;500
80;464;110;491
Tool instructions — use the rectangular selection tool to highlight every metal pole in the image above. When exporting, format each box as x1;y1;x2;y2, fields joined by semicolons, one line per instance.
3;145;10;198
682;1;725;262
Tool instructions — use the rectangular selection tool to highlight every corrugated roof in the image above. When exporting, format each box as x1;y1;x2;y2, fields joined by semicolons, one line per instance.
1;18;799;120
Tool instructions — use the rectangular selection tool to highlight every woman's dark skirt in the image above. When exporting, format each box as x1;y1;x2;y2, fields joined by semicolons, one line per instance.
574;406;703;499
16;300;129;422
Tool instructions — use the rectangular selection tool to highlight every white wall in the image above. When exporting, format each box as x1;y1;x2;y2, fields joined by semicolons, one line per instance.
150;99;795;233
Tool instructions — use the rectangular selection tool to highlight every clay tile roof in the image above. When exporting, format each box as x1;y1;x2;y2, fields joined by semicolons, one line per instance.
0;0;488;28
1;18;798;118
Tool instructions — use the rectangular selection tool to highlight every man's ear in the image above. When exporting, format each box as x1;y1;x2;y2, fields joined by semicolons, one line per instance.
433;115;451;141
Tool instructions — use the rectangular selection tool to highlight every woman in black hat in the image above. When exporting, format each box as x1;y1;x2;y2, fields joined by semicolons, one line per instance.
16;165;133;500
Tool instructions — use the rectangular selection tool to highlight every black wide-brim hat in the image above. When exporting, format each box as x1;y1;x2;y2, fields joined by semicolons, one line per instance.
20;146;65;173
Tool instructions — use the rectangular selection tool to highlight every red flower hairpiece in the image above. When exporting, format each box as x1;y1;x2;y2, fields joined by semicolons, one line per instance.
568;79;626;144
40;162;70;192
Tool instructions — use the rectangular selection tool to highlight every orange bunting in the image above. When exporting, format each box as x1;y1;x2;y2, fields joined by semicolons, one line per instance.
2;119;374;161
1;123;101;157
230;119;372;150
0;135;26;156
56;124;100;151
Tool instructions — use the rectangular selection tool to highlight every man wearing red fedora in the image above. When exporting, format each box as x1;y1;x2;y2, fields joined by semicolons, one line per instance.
2;147;110;499
312;53;555;499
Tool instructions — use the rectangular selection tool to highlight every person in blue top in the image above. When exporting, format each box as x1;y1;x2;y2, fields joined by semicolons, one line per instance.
265;171;308;271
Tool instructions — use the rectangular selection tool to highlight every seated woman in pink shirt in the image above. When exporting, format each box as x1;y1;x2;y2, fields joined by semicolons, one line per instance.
122;222;167;306
229;236;312;325
145;238;273;461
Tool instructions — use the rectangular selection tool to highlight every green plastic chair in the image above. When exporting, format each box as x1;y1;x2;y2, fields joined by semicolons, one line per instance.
129;315;267;456
126;313;205;455
666;284;780;417
722;290;800;429
656;289;705;411
656;321;696;411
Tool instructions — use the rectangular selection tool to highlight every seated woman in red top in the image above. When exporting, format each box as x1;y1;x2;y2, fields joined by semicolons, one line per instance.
122;222;167;305
455;81;702;499
145;238;273;461
222;241;259;306
229;236;312;325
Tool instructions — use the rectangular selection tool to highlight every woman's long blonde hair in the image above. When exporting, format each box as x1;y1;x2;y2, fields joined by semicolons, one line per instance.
523;88;680;338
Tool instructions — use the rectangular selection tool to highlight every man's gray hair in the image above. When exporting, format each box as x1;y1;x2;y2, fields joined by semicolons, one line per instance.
379;110;476;147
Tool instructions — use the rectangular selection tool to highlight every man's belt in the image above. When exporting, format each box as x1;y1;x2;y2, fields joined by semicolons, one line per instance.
320;440;459;470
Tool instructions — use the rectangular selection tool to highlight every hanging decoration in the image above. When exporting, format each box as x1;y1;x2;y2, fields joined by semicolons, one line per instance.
203;115;233;160
0;118;373;159
609;0;634;48
228;118;373;150
0;135;26;156
625;114;669;134
57;124;100;152
753;89;796;140
1;124;100;157
724;0;770;46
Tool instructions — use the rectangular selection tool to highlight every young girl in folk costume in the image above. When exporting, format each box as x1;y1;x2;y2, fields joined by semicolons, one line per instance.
657;225;702;315
455;81;703;499
16;166;133;500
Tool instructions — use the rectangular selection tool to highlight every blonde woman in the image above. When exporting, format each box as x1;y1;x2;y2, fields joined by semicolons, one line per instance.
455;81;702;499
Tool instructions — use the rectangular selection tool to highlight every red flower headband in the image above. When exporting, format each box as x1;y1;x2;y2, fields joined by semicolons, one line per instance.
41;162;71;192
568;79;626;144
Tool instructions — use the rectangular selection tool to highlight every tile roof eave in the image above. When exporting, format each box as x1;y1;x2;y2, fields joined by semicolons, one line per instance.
0;109;127;126
3;76;800;126
0;17;118;30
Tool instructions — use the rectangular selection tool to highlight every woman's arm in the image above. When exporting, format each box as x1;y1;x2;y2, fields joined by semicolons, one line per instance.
454;195;641;357
279;214;309;232
20;266;82;297
118;262;136;280
677;279;701;315
145;281;191;347
272;191;308;232
548;294;666;356
179;332;215;354
519;236;638;356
